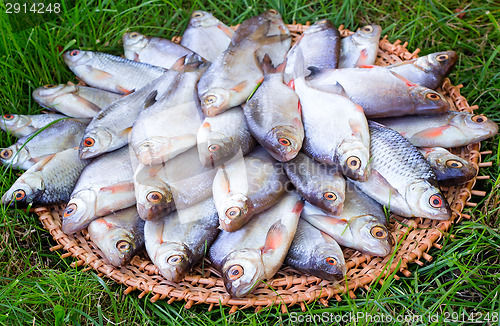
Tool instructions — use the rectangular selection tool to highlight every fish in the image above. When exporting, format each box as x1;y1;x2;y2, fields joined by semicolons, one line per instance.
1;148;90;206
197;106;257;168
351;121;451;220
79;71;179;159
198;13;289;117
300;185;393;257
0;113;67;138
32;83;122;118
283;152;345;215
0;119;88;170
134;147;217;221
144;197;220;282
88;207;145;267
209;191;303;298
180;10;234;62
284;219;346;281
374;111;499;147
284;19;341;83
244;55;304;162
338;24;382;68
307;65;450;118
123;32;197;69
212;147;288;232
387;51;458;90
130;54;208;165
418;147;477;186
293;50;370;181
63;50;166;94
62;146;136;234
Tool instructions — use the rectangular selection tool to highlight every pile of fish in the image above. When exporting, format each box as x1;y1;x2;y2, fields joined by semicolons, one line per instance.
1;9;498;298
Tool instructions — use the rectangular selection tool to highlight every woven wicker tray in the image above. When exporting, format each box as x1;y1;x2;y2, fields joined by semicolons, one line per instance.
33;24;491;313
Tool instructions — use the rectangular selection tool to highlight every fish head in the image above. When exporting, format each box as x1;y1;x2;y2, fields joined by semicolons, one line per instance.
310;243;346;281
136;184;174;221
305;19;334;34
153;242;192;282
32;84;74;103
197;129;238;168
122;32;148;54
426;150;477;185
310;179;345;215
409;87;449;114
63;50;94;67
1;174;43;207
88;218;137;267
79;128;113;159
458;113;499;139
419;51;457;75
0;144;29;168
405;180;451;220
218;193;252;232
264;125;303;162
189;11;218;28
200;88;230;117
1;114;28;133
348;215;393;256
337;140;371;181
353;25;382;44
61;190;97;234
222;249;265;298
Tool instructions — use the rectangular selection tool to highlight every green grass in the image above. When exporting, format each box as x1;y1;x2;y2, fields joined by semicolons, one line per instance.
1;0;499;325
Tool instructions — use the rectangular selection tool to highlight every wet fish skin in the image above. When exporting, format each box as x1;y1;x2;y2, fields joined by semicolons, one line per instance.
0;113;67;138
144;197;220;282
387;51;458;89
419;147;477;186
209;192;303;298
197;106;257;168
338;24;382;68
285;219;346;281
181;10;234;62
0;119;88;170
62;146;136;234
32;83;122;118
1;148;90;206
374;111;499;147
88;207;145;267
63;49;166;94
283;152;345;215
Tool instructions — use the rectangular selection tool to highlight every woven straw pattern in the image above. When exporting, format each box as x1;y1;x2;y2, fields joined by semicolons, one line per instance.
34;24;490;313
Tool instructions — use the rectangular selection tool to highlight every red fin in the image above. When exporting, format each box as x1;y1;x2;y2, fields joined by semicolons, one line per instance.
357;65;375;69
116;85;133;94
95;218;114;229
170;56;186;71
33;154;57;171
413;125;451;139
261;220;286;254
391;71;418;87
202;122;211;128
325;217;348;225
217;24;235;38
287;79;295;90
355;49;369;67
292;200;304;213
230;80;248;93
133;53;140;62
100;182;134;193
93;70;114;81
297;100;302;115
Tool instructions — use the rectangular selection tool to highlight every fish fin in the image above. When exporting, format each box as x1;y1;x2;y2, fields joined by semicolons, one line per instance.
320;230;337;243
67;81;76;86
29;155;50;165
305;66;322;80
119;126;133;137
412;125;451;139
133;53;140;62
261;220;287;254
100;181;134;193
116;85;134;94
313;81;348;96
390;71;418;87
349;119;363;138
144;90;158;109
357;64;375;69
262;54;274;74
354;49;369;67
230;81;248;93
217;24;235;38
92;70;114;81
201;121;211;129
292;199;305;213
292;47;307;80
170;55;187;71
286;79;295;90
33;154;57;171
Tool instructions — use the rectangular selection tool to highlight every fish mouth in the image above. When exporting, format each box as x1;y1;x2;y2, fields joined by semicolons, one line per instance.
155;243;192;282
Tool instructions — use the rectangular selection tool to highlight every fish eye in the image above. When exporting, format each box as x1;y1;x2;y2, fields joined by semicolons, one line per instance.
0;148;13;159
129;32;140;38
346;156;361;170
323;192;337;201
429;194;444;208
325;257;337;266
116;240;131;252
167;255;184;265
370;226;388;239
63;203;78;217
278;137;291;146
204;95;217;105
268;9;278;15
44;84;58;88
146;191;163;203
446;159;463;168
436;54;449;61
3;114;14;120
227;264;244;281
225;207;241;219
362;25;374;33
471;115;487;123
83;137;95;147
426;93;441;100
70;50;80;57
14;190;26;201
192;12;203;18
208;144;220;152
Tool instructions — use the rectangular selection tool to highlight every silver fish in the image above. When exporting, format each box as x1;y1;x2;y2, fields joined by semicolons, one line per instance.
0;119;88;170
144;197;220;282
374;111;499;147
285;219;346;281
209;191;303;298
63;50;166;94
0;113;67;138
181;10;234;62
32;83;122;118
2;148;90;206
338;24;382;68
88;207;145;267
387;51;458;89
419;147;477;186
352;122;451;220
62;146;135;234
